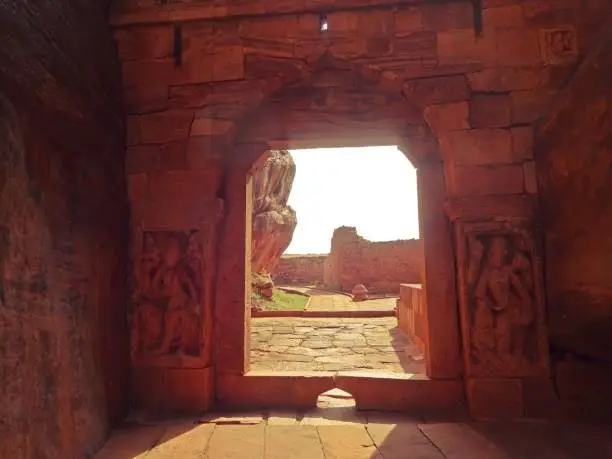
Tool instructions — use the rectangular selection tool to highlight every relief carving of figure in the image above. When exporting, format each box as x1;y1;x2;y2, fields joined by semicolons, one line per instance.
130;234;164;357
130;231;205;360
468;234;536;372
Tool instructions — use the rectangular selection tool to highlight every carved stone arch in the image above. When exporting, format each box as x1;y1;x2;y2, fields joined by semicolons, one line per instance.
214;52;462;398
224;53;441;169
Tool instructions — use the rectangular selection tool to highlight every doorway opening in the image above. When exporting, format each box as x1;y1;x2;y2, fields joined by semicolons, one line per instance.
249;145;426;376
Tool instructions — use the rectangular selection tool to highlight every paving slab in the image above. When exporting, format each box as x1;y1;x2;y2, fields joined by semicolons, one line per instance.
265;426;325;459
317;425;379;459
146;422;214;459
92;416;612;459
251;317;425;373
93;425;164;459
206;424;265;459
419;423;512;459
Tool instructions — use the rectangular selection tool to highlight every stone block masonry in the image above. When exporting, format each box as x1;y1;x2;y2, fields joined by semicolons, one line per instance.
324;227;422;293
109;0;612;420
275;254;327;285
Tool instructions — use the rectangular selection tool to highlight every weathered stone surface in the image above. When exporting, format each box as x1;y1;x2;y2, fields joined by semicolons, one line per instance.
251;150;298;275
323;227;423;293
274;254;326;284
251;317;424;373
352;284;369;302
469;94;511;128
537;23;612;361
0;2;129;458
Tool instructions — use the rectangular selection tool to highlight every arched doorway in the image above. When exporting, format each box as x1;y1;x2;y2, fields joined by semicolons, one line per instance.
214;57;462;410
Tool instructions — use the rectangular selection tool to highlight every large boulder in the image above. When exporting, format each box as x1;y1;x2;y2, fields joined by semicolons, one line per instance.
251;149;297;275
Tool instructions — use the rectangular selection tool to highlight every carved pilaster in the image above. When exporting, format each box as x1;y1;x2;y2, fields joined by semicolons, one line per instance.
129;198;224;369
446;196;550;379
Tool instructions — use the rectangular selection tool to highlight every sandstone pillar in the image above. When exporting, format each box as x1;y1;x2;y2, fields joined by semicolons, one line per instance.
215;167;253;379
417;161;462;379
129;197;223;413
447;196;550;418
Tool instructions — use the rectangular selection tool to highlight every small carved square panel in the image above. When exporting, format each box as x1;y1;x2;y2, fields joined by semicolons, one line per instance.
540;27;578;65
130;230;206;360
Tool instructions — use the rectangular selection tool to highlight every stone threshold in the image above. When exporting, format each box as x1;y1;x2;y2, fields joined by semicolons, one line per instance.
217;370;466;417
251;309;396;318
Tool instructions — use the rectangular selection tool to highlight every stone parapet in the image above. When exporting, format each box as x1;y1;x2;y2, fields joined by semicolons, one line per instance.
396;284;427;349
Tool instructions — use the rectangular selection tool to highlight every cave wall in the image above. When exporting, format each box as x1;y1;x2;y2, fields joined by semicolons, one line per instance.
0;2;129;458
536;24;612;362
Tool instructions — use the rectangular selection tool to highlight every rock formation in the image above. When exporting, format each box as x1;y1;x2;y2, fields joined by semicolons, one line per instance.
251;149;298;279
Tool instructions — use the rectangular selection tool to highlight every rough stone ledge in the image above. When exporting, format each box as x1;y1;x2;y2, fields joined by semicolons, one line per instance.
217;370;464;414
251;309;396;318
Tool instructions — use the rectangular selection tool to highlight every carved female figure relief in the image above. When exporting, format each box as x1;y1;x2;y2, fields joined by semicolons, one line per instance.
133;233;161;302
130;231;206;361
186;231;205;300
468;234;536;373
509;235;536;361
153;236;200;355
130;233;163;358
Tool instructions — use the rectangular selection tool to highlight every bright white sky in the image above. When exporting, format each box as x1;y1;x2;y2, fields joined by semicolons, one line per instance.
284;146;420;254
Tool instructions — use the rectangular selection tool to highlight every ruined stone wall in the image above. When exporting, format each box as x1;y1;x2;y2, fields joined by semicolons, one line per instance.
323;227;423;293
536;23;612;362
0;3;128;458
274;255;327;285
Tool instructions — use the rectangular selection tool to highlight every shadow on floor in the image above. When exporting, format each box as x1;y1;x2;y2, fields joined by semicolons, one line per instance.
93;407;612;458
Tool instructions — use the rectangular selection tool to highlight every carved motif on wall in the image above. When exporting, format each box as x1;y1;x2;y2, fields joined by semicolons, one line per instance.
540;27;578;65
464;229;546;377
130;229;208;362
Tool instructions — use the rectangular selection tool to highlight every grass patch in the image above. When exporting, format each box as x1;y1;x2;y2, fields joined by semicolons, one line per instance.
252;289;308;311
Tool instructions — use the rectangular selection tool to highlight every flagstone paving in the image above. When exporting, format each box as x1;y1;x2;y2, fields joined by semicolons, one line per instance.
250;317;425;373
94;403;612;459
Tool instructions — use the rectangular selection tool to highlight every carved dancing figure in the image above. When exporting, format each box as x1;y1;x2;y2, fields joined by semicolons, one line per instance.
509;236;536;360
153;236;199;355
472;236;534;363
131;233;163;358
186;231;204;301
133;233;161;302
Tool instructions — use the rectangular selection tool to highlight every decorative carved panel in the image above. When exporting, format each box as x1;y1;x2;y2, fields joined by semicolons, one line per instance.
129;198;223;368
457;222;549;378
540;27;578;65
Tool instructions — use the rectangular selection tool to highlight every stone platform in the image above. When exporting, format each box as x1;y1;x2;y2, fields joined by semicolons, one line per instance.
250;317;425;373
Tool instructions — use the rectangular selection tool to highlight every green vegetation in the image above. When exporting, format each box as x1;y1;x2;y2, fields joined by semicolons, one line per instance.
252;289;308;311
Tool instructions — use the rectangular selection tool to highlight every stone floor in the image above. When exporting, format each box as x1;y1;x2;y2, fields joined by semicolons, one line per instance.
283;286;397;312
94;393;612;459
250;317;425;373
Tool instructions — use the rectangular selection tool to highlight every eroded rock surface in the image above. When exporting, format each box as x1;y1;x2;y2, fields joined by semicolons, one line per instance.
537;24;612;361
251;150;297;275
0;2;129;458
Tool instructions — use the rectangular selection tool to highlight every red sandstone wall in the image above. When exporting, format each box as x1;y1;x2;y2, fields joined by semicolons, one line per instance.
109;0;612;417
536;23;612;362
274;255;326;284
324;227;423;293
0;3;129;458
397;284;427;349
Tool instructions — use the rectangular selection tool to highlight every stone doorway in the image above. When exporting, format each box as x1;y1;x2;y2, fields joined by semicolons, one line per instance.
214;60;462;409
248;145;427;376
